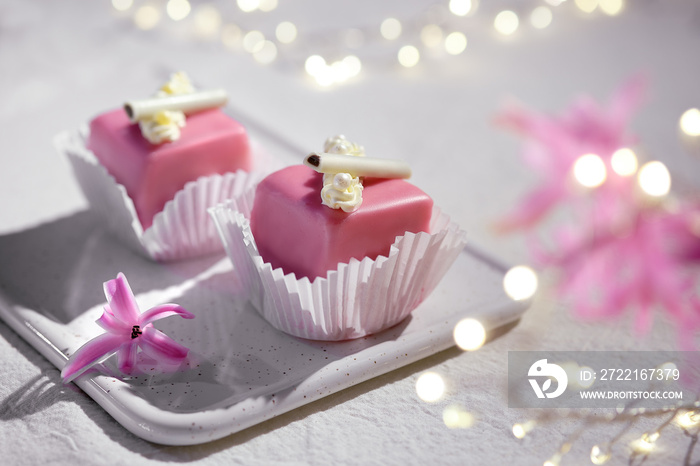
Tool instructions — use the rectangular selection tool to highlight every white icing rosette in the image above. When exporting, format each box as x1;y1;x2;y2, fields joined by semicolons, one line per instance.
209;201;468;341
54;127;275;262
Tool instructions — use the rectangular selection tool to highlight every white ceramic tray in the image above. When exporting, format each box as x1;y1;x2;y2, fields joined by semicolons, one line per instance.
0;113;529;445
0;215;527;445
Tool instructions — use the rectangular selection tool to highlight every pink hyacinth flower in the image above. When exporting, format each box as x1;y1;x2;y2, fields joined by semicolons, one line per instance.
61;273;194;383
548;207;700;340
495;75;646;232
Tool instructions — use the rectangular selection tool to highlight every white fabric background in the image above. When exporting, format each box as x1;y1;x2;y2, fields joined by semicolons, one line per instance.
1;1;699;464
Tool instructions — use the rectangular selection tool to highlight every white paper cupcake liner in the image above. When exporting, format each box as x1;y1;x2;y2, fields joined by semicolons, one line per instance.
54;127;273;262
209;202;468;341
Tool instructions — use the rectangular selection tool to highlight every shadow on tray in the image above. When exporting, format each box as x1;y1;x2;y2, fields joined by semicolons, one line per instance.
0;210;222;324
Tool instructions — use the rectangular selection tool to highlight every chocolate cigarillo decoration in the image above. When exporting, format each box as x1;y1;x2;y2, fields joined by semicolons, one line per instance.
124;89;228;122
304;152;412;179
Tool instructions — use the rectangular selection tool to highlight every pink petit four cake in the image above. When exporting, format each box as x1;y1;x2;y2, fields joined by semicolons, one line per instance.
250;165;433;280
209;135;467;341
88;108;250;229
87;72;251;229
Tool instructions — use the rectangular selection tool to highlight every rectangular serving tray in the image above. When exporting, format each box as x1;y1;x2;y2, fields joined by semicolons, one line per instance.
0;113;529;445
0;215;527;445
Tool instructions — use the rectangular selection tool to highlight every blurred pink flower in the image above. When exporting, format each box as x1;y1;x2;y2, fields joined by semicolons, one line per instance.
61;273;194;383
497;76;700;347
545;207;700;339
495;75;646;232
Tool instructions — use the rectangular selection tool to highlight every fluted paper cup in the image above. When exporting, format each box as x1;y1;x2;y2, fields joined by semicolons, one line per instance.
54;127;272;262
209;202;468;341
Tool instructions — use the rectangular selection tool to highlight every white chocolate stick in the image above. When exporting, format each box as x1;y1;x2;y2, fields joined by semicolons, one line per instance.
124;89;228;122
304;153;412;179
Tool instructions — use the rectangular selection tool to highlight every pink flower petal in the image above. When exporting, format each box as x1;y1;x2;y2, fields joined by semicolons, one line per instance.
96;305;131;333
103;273;140;323
139;304;195;326
61;333;124;383
140;327;189;364
117;341;139;374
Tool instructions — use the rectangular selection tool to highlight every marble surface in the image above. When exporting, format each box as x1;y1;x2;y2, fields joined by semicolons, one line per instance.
1;0;699;464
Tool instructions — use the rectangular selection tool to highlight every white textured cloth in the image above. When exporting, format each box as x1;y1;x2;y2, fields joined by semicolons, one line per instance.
1;1;699;464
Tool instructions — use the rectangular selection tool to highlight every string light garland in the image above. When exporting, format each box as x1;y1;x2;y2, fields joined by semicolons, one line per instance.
109;0;626;88
511;399;700;465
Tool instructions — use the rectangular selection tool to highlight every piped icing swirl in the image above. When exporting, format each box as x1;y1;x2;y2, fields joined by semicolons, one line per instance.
321;172;363;212
319;135;364;212
324;135;365;157
139;110;186;144
157;71;195;97
138;72;194;144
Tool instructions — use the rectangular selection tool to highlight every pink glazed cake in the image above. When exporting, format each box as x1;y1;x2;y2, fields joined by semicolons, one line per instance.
250;164;433;280
87;107;251;229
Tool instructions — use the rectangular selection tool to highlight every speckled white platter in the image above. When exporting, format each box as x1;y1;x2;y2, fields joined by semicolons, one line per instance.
0;114;528;444
0;208;528;445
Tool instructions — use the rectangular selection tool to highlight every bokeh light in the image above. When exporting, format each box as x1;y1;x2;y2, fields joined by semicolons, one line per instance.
599;0;624;16
243;30;265;53
530;6;553;29
416;372;445;402
381;18;402;40
453;318;486;351
194;5;222;36
443;405;475;428
342;55;362;77
314;68;334;87
449;0;473;17
221;24;242;49
494;10;519;35
237;0;259;13
590;444;611;465
680;108;700;136
304;54;361;87
112;0;133;12
444;32;467;55
305;55;326;76
330;60;350;83
632;432;659;453
676;410;700;428
573;153;607;188
610;148;638;176
258;0;278;12
398;45;420;67
276;21;297;44
503;265;538;301
575;0;598;13
166;0;190;21
421;24;443;47
253;40;277;64
638;161;671;197
576;366;595;389
134;4;161;30
512;420;535;439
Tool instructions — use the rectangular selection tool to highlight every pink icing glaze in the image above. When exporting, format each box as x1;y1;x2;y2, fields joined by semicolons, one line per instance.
87;108;251;229
250;165;433;281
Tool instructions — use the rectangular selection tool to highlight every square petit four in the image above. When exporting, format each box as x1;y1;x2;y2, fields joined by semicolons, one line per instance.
210;136;467;340
88;107;251;229
57;72;264;261
250;164;433;280
88;72;251;230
